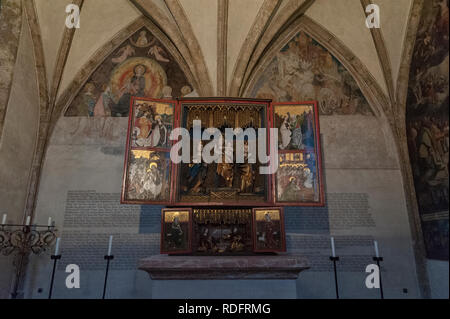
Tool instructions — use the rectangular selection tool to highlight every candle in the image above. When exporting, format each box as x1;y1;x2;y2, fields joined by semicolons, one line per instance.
107;235;113;256
25;216;31;226
54;238;61;256
48;217;52;227
1;214;6;225
330;237;336;257
374;240;380;258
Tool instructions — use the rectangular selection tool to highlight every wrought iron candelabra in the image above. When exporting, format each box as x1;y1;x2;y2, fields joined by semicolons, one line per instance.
0;222;58;298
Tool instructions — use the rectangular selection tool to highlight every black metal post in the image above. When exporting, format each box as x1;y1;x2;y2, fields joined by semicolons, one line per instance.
10;225;31;299
10;252;26;299
48;255;61;299
102;255;114;299
373;257;384;299
329;256;340;299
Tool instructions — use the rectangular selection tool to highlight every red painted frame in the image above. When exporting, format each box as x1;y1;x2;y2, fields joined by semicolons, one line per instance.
121;97;325;207
271;101;325;207
160;207;193;255
252;207;286;253
171;97;274;207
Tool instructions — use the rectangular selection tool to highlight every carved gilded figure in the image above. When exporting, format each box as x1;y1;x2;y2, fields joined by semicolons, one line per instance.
239;163;254;193
216;160;234;188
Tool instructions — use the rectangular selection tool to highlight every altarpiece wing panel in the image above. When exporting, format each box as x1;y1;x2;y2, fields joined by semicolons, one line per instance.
121;97;177;205
121;98;324;207
272;102;324;206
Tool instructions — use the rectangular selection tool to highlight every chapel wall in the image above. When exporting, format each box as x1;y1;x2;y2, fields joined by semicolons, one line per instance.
0;15;40;298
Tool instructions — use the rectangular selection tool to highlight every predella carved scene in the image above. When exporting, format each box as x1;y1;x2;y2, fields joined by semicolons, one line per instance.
406;0;449;260
65;27;194;117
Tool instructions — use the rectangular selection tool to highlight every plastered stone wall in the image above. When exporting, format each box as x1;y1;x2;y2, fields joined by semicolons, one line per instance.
0;0;22;141
306;0;388;95
0;16;40;299
58;0;141;97
23;111;421;298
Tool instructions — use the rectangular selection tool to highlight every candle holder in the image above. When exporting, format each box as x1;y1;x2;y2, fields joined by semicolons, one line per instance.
373;256;384;299
329;256;340;299
48;254;62;299
102;255;114;299
0;223;58;298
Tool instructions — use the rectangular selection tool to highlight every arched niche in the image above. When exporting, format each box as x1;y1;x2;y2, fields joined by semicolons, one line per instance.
53;16;199;128
242;15;400;169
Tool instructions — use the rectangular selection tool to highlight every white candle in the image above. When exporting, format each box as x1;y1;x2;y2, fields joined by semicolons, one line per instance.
54;238;61;256
1;214;6;225
107;235;113;256
330;237;336;257
25;216;31;226
48;217;52;227
374;240;380;258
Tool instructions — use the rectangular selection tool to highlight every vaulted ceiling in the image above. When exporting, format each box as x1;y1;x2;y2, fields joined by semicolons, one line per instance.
33;0;413;103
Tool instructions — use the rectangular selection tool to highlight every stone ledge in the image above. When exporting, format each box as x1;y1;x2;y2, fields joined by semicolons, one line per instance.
138;255;310;280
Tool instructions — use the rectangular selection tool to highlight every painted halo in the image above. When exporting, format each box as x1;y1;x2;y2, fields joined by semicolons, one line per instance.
109;57;167;99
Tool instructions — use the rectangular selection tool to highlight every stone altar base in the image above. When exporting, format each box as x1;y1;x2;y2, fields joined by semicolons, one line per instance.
151;279;297;299
138;255;309;299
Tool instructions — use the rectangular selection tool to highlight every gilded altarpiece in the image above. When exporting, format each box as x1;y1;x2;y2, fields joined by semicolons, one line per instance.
122;98;324;254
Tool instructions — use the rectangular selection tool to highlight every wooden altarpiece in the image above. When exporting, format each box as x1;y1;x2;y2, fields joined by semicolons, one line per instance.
121;97;324;255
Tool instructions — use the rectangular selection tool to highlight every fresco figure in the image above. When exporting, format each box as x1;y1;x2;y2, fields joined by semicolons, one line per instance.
93;85;114;116
251;31;373;115
148;45;170;63
111;44;135;64
83;83;97;117
111;64;147;116
129;64;147;97
136;30;150;47
406;0;449;260
65;27;192;117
